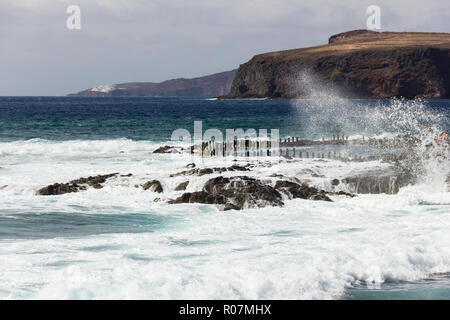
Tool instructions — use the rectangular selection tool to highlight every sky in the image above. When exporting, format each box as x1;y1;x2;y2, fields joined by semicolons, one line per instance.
0;0;449;96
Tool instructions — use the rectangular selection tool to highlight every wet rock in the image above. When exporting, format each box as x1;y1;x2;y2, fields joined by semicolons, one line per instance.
153;145;172;153
188;191;227;204
120;173;133;177
331;179;340;186
175;181;189;191
153;145;181;154
36;173;118;195
223;203;241;211
168;191;227;205
142;180;163;193
197;168;214;176
170;176;284;210
170;164;251;177
210;176;284;209
70;173;118;186
169;175;342;210
274;180;332;201
36;183;84;195
309;194;332;201
334;191;356;198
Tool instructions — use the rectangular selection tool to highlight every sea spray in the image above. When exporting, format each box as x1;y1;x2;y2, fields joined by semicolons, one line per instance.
291;69;445;134
291;70;449;188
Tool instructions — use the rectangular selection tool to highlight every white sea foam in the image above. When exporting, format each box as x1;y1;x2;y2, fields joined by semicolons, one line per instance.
0;133;449;299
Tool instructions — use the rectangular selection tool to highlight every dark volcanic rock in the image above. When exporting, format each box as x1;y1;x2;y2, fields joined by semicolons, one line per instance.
36;183;84;196
309;194;333;201
331;179;340;186
169;176;284;210
142;180;163;193
175;181;189;191
274;180;332;201
121;173;133;177
168;191;227;205
334;191;357;198
69;70;237;97
169;176;343;210
224;30;450;99
153;145;180;154
70;173;118;187
36;173;118;195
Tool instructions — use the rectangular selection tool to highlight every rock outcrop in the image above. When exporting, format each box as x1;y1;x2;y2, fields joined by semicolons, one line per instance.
69;70;237;97
224;30;450;99
175;181;189;191
274;180;332;201
168;176;353;210
153;145;182;154
142;180;163;193
36;173;118;195
169;176;284;210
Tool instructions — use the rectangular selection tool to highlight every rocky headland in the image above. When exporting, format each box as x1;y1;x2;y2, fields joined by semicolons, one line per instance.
223;30;450;99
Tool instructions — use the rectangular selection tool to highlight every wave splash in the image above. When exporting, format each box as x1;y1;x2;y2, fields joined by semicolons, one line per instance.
291;70;449;188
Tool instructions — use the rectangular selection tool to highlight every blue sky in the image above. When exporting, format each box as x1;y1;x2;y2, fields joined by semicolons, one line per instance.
1;0;449;95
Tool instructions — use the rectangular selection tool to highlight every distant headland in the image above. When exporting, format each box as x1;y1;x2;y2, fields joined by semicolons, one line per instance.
68;70;237;97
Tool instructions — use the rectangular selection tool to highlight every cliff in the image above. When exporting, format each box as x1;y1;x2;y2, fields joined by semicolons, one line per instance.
224;30;450;99
69;70;237;97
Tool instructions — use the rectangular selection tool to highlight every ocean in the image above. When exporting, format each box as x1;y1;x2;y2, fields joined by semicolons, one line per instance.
0;96;449;299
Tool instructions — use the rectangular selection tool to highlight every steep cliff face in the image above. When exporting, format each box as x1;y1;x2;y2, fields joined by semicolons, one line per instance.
69;70;237;97
224;30;450;99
